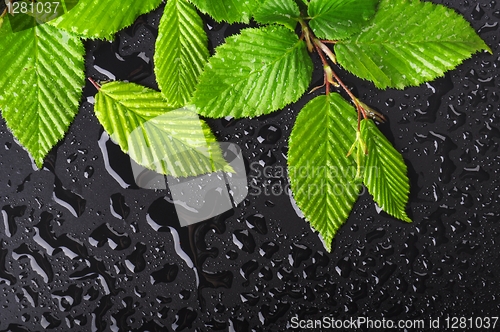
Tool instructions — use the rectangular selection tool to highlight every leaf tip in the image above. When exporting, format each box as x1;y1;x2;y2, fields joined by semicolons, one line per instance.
319;233;334;253
34;157;44;170
222;163;236;174
392;210;412;223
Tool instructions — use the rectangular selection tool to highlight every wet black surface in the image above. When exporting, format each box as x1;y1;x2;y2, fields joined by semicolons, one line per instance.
0;1;499;331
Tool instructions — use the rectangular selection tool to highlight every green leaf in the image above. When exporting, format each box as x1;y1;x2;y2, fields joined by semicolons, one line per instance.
360;119;411;222
192;26;313;118
288;94;360;252
0;14;11;37
308;0;379;40
154;0;209;107
188;0;262;23
94;81;232;178
335;0;491;89
254;0;301;31
0;23;85;167
49;0;162;39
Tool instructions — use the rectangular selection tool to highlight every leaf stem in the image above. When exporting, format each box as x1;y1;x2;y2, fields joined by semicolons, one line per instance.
88;77;101;91
320;40;337;44
314;39;337;64
320;61;368;128
299;17;385;129
298;19;315;53
310;42;331;94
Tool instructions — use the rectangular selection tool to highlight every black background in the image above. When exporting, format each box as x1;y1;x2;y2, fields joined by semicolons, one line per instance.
0;0;499;331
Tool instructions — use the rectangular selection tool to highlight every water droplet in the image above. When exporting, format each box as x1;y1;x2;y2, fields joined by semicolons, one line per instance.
414;77;454;123
150;263;179;284
477;21;498;34
89;223;131;250
258;150;277;167
12;243;54;283
1;205;26;237
53;177;86;217
471;3;485;20
256;125;282;144
366;228;386;243
84;166;94;178
16;174;31;193
240;260;259;280
98;131;139;189
0;241;17;285
288;243;312;268
259;241;279;259
172;307;197;331
245;214;267;234
52;285;83;312
66;152;78;163
460;165;490;182
41;312;61;329
233;230;256;253
373;261;397;285
335;257;353;278
110;193;130;220
125;243;146;272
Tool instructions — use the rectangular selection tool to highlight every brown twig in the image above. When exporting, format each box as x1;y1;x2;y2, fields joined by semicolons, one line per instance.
88;77;101;91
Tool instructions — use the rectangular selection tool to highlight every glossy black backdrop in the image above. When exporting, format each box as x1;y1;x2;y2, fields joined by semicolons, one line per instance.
0;1;499;331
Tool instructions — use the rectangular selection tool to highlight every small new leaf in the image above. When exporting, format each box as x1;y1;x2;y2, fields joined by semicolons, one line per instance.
0;22;85;167
254;0;301;31
50;0;162;39
308;0;379;40
335;0;491;89
193;26;313;118
188;0;262;23
360;119;411;222
155;0;209;107
288;94;360;252
94;81;232;178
